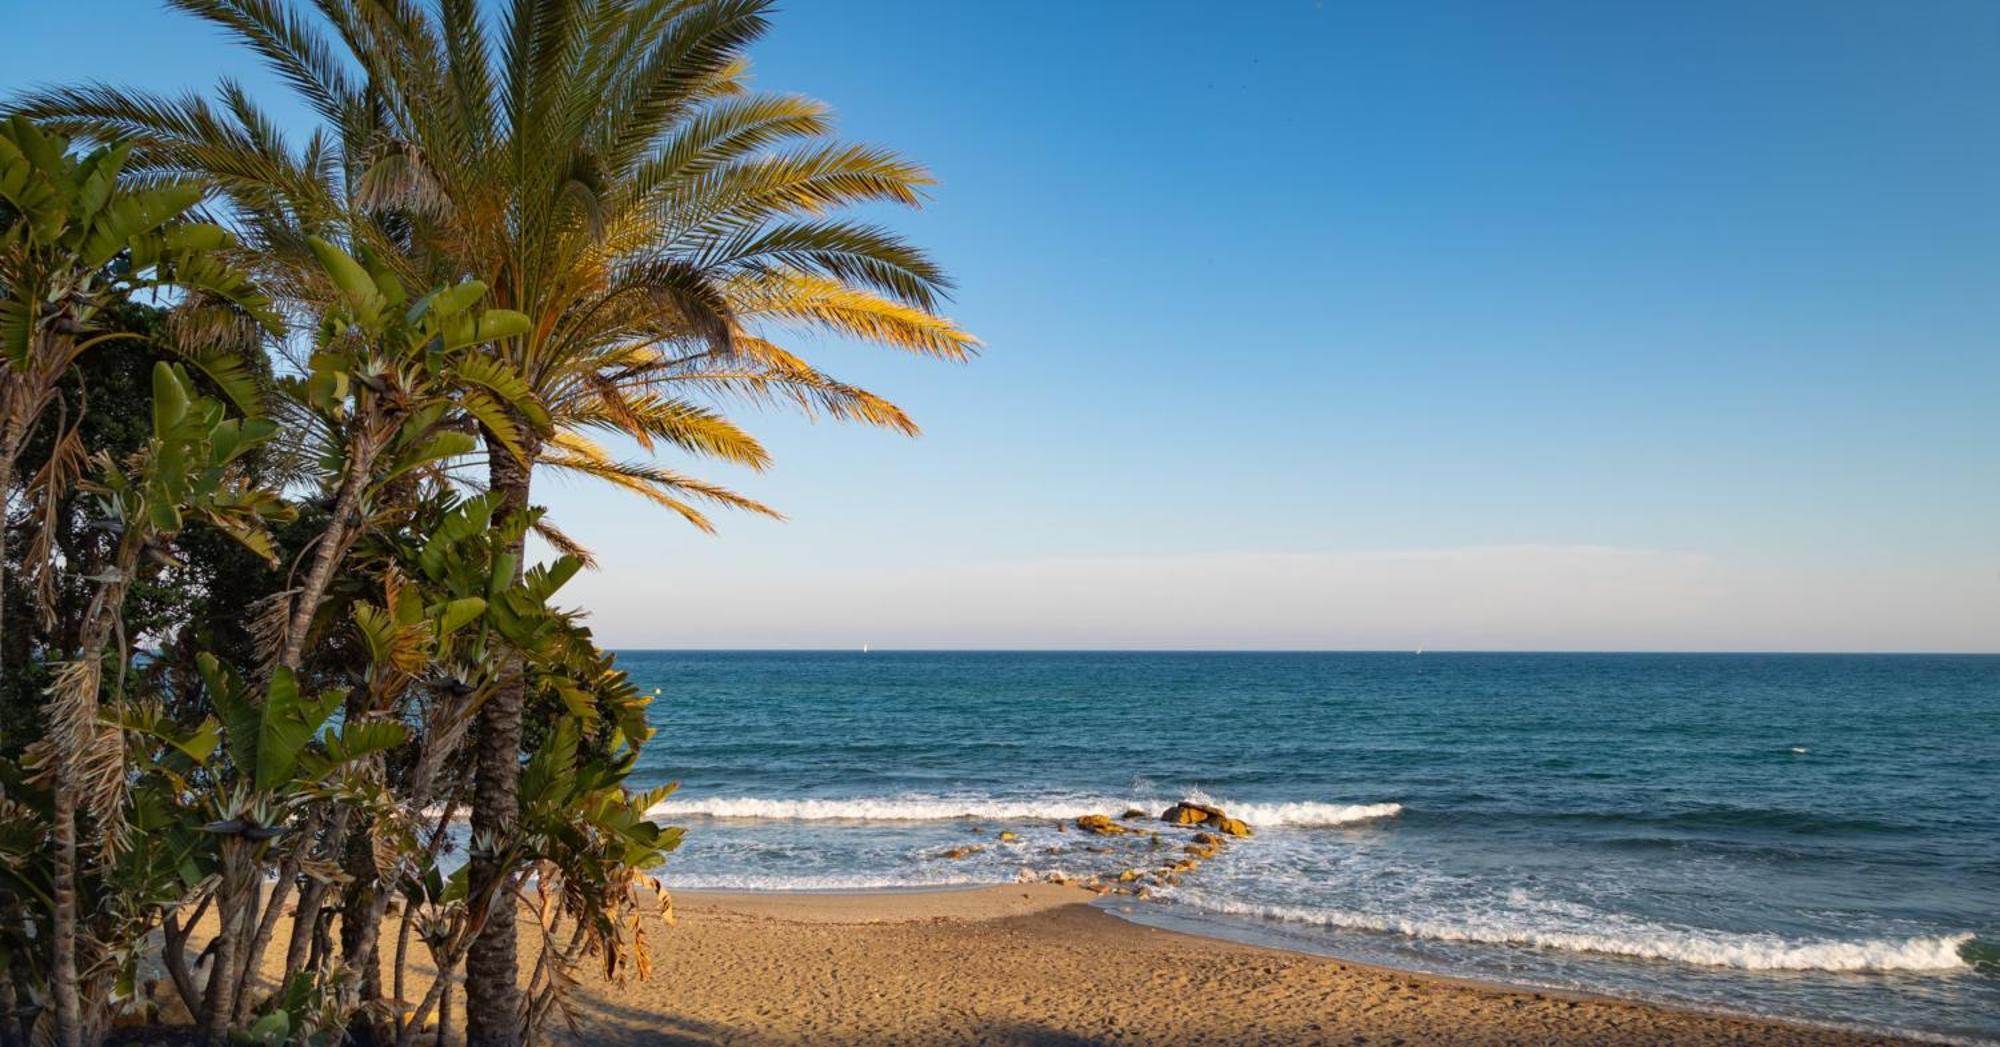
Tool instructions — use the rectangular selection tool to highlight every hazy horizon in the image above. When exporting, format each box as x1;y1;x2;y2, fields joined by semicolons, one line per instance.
7;0;1996;652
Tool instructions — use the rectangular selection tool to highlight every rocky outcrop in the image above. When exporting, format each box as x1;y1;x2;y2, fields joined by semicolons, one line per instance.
1075;814;1135;836
1160;801;1223;826
937;845;984;860
1159;802;1254;837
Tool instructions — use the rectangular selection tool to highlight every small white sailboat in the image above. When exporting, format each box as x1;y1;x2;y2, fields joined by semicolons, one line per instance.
862;642;870;654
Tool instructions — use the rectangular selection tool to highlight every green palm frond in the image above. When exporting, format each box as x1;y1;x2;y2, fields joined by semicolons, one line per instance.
694;219;950;311
165;0;360;123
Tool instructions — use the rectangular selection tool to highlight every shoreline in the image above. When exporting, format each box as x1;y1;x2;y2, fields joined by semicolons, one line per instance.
566;883;1923;1045
170;881;1943;1045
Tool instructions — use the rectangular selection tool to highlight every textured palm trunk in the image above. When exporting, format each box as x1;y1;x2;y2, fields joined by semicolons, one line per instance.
48;529;142;1047
196;846;250;1045
0;451;13;667
279;427;382;670
0;401;31;679
47;772;81;1047
464;433;535;1047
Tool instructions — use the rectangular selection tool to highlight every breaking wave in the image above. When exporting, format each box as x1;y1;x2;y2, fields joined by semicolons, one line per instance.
1176;898;1976;973
646;794;1402;828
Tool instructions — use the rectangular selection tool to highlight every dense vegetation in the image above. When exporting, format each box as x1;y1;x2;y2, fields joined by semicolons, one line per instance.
0;2;971;1044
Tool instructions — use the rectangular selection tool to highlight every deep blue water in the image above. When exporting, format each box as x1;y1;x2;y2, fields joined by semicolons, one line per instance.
618;651;2000;1043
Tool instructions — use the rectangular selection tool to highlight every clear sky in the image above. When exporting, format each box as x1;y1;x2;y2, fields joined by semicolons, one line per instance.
5;1;1997;650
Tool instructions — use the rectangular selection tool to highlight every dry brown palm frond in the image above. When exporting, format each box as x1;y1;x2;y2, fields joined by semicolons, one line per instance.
353;139;456;219
81;721;130;858
23;415;89;630
530;518;598;570
44;659;103;769
247;589;296;677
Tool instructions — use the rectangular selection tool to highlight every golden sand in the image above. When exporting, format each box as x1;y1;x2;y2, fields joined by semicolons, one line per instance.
500;884;1909;1046
181;883;1912;1045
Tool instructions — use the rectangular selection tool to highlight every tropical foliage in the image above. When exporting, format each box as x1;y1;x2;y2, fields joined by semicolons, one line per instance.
0;1;969;1044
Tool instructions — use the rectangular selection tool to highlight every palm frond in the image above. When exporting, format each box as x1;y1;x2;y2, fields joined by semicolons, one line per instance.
165;0;359;123
541;431;779;533
725;270;978;360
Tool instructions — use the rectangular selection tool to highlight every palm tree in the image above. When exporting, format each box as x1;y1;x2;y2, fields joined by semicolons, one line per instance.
18;3;975;1040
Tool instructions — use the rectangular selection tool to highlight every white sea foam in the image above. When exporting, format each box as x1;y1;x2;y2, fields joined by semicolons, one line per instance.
1216;801;1405;827
664;872;991;891
1176;898;1974;973
646;794;1403;828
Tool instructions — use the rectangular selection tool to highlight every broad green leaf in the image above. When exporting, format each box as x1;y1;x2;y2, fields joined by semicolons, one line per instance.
435;596;487;634
307;236;384;323
151;362;189;439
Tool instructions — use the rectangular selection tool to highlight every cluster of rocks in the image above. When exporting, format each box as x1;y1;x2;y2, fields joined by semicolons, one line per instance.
1159;801;1253;838
935;801;1257;901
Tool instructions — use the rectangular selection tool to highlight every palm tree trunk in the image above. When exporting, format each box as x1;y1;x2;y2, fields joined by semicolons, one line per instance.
0;401;31;681
48;530;142;1047
279;426;381;670
197;844;250;1045
464;433;536;1047
48;773;82;1047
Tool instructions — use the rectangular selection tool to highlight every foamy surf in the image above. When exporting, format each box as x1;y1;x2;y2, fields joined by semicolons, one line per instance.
1176;898;1976;973
646;794;1403;828
1217;801;1405;827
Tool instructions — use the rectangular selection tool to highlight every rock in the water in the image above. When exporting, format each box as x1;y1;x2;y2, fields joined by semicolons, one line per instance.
1075;814;1133;836
1121;808;1149;820
1160;802;1254;837
1160;802;1224;826
937;845;984;860
998;831;1019;842
1191;831;1220;846
1117;868;1141;883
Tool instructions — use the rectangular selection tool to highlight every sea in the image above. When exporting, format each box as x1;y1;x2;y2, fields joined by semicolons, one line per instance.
616;651;2000;1043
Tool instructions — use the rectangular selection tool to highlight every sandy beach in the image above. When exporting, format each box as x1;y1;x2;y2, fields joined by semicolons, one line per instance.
479;884;1915;1046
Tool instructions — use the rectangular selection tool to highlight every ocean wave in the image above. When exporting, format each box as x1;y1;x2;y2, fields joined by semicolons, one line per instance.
1213;801;1406;827
663;872;992;891
646;794;1403;828
1177;898;1975;973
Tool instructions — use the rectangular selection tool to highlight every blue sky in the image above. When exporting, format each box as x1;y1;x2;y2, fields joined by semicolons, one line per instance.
5;1;1996;649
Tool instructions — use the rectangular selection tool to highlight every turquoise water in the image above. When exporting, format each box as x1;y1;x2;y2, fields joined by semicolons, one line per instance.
619;651;2000;1042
